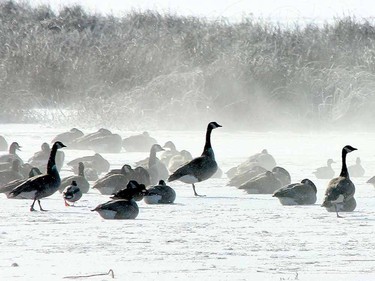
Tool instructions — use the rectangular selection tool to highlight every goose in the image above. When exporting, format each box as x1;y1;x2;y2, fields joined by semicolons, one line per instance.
51;128;84;145
168;121;222;197
91;199;140;220
272;166;291;186
147;144;169;185
321;145;357;217
67;153;110;174
70;128;112;150
273;178;317;205
59;162;90;193
28;142;65;173
144;180;176;204
313;159;335;179
122;132;157;152
62;181;82;206
168;150;193;172
160;141;180;166
0;135;8;151
86;133;122;153
348;157;365;178
92;165;133;195
238;170;282;194
110;180;148;201
0;167;41;197
0;142;23;164
8;141;66;211
227;166;267;187
0;159;24;186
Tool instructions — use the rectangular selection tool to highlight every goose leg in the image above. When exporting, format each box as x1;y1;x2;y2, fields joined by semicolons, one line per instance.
38;200;47;211
335;204;343;218
192;184;205;197
30;199;37;211
64;200;71;207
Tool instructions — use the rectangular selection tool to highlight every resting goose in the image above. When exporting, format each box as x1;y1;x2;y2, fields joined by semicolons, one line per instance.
0;167;41;197
0;135;8;151
348;157;365;178
59;162;90;193
272;166;291;186
122;131;157;152
239;171;282;194
227;166;267;188
273;178;317;205
168;121;222;196
92;165;133;195
0;159;24;186
51;128;84;145
67;153;110;174
8;141;66;211
144;180;176;204
110;180;148;201
313;159;335;179
160;141;180;166
62;180;82;206
0;142;23;164
28;142;65;173
321;145;357;217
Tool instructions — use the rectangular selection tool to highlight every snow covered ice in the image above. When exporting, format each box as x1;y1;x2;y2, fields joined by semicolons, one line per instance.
0;124;375;280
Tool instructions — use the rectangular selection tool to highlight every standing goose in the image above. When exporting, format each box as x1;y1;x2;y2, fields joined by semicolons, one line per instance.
313;159;335;179
147;144;169;185
62;181;82;206
348;157;365;178
0;142;23;164
8;141;66;211
321;145;357;217
168;121;222;196
59;162;90;193
273;179;317;205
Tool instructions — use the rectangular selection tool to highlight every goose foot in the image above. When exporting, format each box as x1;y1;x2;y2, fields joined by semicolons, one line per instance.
38;200;47;211
193;184;206;197
335;204;343;218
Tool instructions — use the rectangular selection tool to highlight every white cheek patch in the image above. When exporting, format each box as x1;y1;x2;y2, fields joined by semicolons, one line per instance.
178;175;199;184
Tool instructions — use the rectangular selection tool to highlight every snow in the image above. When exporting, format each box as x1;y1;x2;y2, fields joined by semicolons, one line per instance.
0;123;375;280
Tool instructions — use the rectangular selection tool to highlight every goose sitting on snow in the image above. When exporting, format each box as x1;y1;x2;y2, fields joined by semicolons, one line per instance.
51;128;84;145
313;159;335;179
227;166;267;187
8;141;66;211
272;166;291;186
144;180;176;204
348;157;365;178
238;170;282;194
67;153;110;174
62;180;82;206
0;159;24;186
92;164;133;195
273;178;317;205
168;122;222;197
59;162;90;193
122;131;157;152
0;142;23;164
321;145;357;217
110;180;148;201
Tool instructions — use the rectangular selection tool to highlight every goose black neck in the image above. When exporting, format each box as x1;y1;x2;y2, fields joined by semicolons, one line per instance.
78;164;85;177
340;149;349;178
202;125;213;156
47;145;58;175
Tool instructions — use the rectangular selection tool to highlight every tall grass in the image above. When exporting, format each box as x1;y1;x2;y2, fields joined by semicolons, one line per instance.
1;1;375;130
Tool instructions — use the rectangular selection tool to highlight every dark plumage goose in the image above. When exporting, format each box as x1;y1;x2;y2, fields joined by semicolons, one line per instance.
110;180;148;201
0;159;24;186
28;142;65;173
321;145;357;217
122;131;157;152
8;141;66;211
0;135;8;151
273;179;317;205
59;162;90;193
0;167;41;197
144;180;176;204
91;199;140;220
67;153;110;174
313;159;335;179
238;171;282;194
348;157;365;178
168;121;222;196
51;128;84;145
63;181;82;206
168;150;193;172
0;142;23;164
227;166;267;187
147;144;169;185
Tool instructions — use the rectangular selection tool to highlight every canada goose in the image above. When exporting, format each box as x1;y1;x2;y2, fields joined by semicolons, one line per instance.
91;199;140;220
67;153;110;174
272;166;291;186
59;162;90;193
0;167;41;197
28;142;65;173
273;179;317;205
87;133;122;153
92;165;133;195
0;135;8;151
8;141;66;211
168;150;193;172
0;159;24;186
63;181;82;206
321;145;357;217
70;128;112;150
226;149;276;179
144;180;176;204
51;128;84;145
0;142;23;164
168;121;222;196
313;159;335;179
122;132;157;152
239;170;282;194
348;157;365;178
227;166;267;187
160;141;180;166
110;180;148;201
147;144;169;185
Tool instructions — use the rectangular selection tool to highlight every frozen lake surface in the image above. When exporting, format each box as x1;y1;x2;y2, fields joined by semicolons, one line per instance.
0;124;375;280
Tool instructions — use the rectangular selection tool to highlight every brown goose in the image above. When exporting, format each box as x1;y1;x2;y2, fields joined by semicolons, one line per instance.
168;121;222;196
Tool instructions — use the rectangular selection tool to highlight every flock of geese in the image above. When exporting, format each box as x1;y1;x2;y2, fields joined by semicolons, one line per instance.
0;122;370;219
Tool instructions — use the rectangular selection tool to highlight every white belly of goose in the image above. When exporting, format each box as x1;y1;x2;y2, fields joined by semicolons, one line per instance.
96;210;117;220
178;175;199;184
144;194;162;204
278;197;298;206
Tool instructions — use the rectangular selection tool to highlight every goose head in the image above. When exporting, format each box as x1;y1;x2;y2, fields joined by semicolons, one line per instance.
208;122;222;130
121;164;132;174
53;141;66;149
261;149;268;154
301;178;317;192
10;142;21;152
158;180;166;186
343;145;357;154
41;142;51;152
163;141;176;151
327;159;335;166
151;144;165;153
